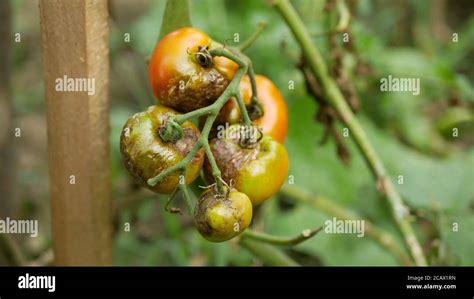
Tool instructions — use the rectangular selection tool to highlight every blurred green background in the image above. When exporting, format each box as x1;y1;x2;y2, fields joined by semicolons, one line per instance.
3;0;474;266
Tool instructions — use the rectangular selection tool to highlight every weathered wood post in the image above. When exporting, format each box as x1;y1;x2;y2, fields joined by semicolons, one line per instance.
0;0;15;220
39;0;112;265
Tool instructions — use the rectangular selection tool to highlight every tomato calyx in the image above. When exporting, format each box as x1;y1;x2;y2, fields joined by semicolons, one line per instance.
187;45;214;68
247;97;265;121
196;45;214;67
201;176;233;199
238;125;263;149
158;116;184;143
217;123;262;149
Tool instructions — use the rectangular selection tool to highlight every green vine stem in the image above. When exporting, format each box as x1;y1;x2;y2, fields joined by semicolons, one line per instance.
273;0;427;266
237;21;268;52
164;187;181;214
281;185;413;266
246;61;265;119
312;0;350;38
334;0;350;32
239;237;299;266
247;61;258;101
179;181;194;215
242;225;324;246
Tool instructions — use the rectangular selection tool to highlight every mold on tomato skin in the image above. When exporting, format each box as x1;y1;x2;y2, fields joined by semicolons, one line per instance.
162;70;230;113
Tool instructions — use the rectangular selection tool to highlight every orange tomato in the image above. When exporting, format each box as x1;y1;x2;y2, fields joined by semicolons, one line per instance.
148;27;238;112
217;75;288;143
218;75;288;143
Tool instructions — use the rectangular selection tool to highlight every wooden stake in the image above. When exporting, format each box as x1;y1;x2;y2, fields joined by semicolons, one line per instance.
39;0;112;265
0;0;16;221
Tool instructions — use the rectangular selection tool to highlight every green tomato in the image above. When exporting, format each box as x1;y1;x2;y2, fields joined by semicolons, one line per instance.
194;187;253;242
120;105;204;194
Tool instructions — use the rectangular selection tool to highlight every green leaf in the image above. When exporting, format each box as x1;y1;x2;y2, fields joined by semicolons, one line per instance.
440;212;474;265
158;0;191;40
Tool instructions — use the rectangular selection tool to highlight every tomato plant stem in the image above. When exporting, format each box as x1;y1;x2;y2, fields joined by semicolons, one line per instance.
173;104;216;124
179;182;194;215
273;0;427;266
237;21;267;52
242;225;325;246
164;188;181;214
281;185;413;266
247;61;258;103
239;237;299;266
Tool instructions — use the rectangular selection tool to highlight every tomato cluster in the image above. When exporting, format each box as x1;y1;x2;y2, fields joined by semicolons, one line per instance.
120;27;289;242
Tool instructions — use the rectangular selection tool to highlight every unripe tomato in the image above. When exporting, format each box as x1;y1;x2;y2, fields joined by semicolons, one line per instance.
194;187;252;242
218;75;288;143
149;27;238;112
204;124;289;206
120;105;204;194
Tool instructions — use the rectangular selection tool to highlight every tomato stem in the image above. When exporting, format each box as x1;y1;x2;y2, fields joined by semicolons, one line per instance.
146;141;200;187
273;0;427;266
200;117;225;194
210;48;246;67
242;225;325;246
164;188;182;214
237;21;267;52
173;104;215;124
179;181;194;216
281;185;413;266
239;237;299;266
233;90;252;126
246;61;265;120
